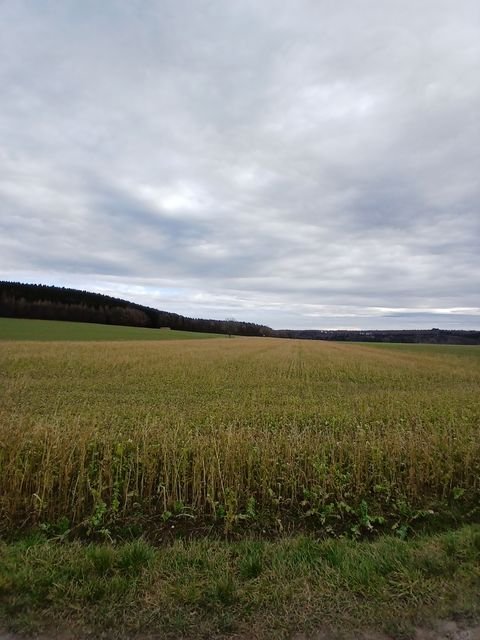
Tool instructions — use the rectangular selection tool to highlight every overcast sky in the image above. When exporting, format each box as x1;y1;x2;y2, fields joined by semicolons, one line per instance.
1;1;479;329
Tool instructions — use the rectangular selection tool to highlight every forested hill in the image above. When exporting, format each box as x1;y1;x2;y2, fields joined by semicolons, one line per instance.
2;282;479;343
0;281;273;337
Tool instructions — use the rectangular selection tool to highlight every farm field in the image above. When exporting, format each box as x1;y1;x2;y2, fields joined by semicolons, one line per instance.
1;336;479;637
0;317;223;341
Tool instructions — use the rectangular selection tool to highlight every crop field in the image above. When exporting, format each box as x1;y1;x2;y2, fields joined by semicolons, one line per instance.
0;317;223;341
1;334;480;637
1;337;479;539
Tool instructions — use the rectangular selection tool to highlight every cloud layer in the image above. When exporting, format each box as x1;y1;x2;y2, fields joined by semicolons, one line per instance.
1;0;479;329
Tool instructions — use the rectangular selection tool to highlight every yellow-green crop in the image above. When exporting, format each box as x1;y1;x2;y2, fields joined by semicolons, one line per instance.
1;338;479;536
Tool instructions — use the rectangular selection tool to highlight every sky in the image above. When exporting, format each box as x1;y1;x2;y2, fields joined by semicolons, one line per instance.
1;1;479;330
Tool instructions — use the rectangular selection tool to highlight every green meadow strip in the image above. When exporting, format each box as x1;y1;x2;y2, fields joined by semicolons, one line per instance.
1;526;479;638
0;317;224;341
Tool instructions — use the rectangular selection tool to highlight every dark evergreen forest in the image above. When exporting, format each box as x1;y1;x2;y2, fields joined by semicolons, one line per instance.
0;282;273;337
1;281;479;343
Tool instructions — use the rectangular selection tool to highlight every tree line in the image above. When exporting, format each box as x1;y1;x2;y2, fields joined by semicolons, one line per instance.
0;282;273;337
275;328;480;345
2;282;479;344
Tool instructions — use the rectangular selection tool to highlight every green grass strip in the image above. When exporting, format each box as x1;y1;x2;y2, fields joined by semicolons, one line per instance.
0;317;224;341
1;526;479;638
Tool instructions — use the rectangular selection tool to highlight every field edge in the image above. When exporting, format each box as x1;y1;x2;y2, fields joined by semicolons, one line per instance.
1;525;479;639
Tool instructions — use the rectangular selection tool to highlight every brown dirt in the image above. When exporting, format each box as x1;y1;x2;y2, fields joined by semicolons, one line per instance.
1;621;480;640
293;621;480;640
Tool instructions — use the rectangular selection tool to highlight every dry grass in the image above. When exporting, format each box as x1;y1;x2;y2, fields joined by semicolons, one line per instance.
1;338;479;535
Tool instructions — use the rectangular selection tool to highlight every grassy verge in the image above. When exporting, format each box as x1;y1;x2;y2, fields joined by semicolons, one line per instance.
0;317;224;341
1;526;479;639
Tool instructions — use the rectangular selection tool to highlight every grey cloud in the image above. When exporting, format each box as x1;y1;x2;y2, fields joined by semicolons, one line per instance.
1;0;479;329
